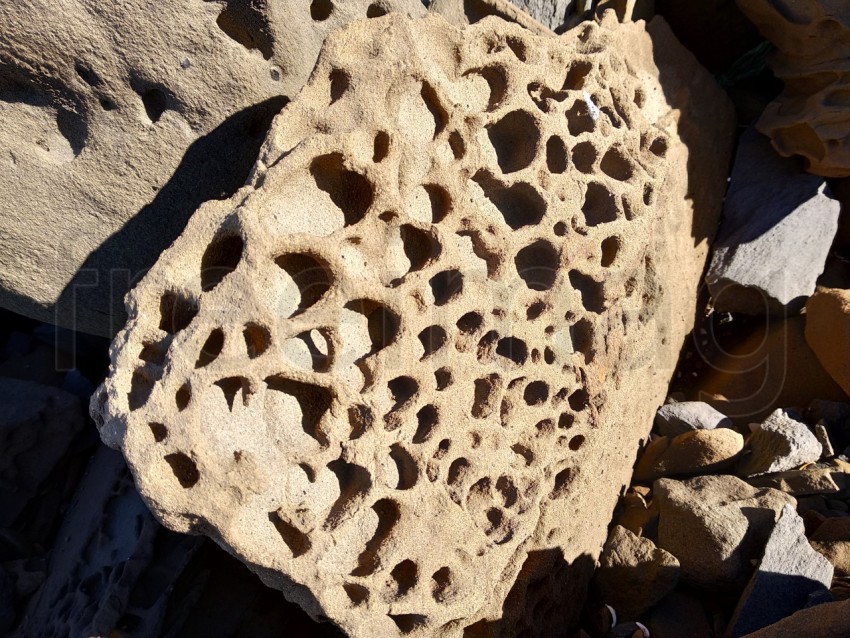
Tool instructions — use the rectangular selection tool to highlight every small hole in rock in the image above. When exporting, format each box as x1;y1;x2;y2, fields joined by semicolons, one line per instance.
457;311;484;334
419;325;448;359
421;82;447;138
544;347;556;364
600;146;634;181
215;376;251;411
558;412;574;429
551;467;573;498
562;60;592;90
149;422;168;442
430;269;463;306
472;374;501;418
582;182;618;226
388;376;418;410
373;131;389;162
243;323;271;358
572;141;596;174
569;434;586;451
527;301;547;320
390;444;419;490
553;221;567;237
487;110;540;174
472;171;546;230
196;329;224;367
506;36;527;61
512;443;534;466
348;404;373;440
423;184;452;223
310;153;373;226
414;404;439;443
390;559;418;596
448;457;471;485
329;69;350;104
464;66;508;111
128;368;157;411
266;376;332;446
432;567;453;601
449;131;465;159
141;87;167;123
568;388;589;411
570;318;595;362
515;240;559;291
366;3;387;17
389;614;427;635
75;63;101;86
569;270;606;313
165;453;200;488
159;291;198;334
649;136;668;157
524;380;549;405
400;224;440;273
601;236;620;267
276;253;333;315
546;136;568;174
435;368;452;390
139;342;167;366
310;0;333;20
270;510;312;557
566;99;595;136
344;583;369;605
175;383;191;411
201;235;244;292
496;337;528;365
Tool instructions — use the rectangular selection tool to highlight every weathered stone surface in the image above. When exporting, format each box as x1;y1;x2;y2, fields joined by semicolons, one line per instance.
737;409;822;477
92;12;733;637
811;517;850;577
698;316;849;422
634;429;744;481
0;0;427;337
735;0;850;177
654;476;794;589
740;598;850;638
806;287;850;397
430;0;558;34
705;127;840;315
726;505;833;638
595;526;679;621
0;377;85;528
746;465;844;497
655;400;732;437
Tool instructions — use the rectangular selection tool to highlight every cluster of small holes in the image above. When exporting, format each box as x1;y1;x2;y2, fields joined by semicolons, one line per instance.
115;19;672;634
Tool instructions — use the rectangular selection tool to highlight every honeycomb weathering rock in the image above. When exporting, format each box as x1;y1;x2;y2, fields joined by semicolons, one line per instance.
735;0;850;177
0;0;425;336
93;13;734;637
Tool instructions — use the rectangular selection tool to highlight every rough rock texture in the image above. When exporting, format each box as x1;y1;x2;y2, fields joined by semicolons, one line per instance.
0;378;85;527
726;505;833;638
698;316;849;423
0;0;427;337
806;287;850;397
429;0;556;35
737;409;822;477
811;517;850;578
740;599;850;638
595;526;679;621
92;12;734;637
654;476;794;589
654;401;733;437
16;446;201;638
705;127;840;315
734;0;850;177
634;429;744;481
746;464;846;497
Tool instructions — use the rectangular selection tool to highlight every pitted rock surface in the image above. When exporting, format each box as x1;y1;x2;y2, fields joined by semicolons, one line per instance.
0;0;426;336
735;0;850;177
93;13;733;637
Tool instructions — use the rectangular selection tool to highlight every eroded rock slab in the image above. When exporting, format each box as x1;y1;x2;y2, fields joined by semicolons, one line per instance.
0;0;426;336
92;12;733;637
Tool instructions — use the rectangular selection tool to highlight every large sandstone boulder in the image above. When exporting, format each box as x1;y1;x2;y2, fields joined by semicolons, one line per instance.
0;0;426;337
92;12;733;637
735;0;850;177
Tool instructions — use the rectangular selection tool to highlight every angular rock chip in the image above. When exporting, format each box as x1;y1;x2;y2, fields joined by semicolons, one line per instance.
0;0;426;336
735;0;850;177
655;400;733;437
92;13;733;637
737;409;822;477
595;525;679;621
705;127;839;315
654;475;794;589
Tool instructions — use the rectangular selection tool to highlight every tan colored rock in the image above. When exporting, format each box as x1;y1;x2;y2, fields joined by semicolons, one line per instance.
655;476;795;589
0;0;427;336
735;0;850;177
811;517;850;577
595;526;679;621
92;12;733;637
746;465;844;497
740;598;850;638
634;429;744;481
806;286;850;396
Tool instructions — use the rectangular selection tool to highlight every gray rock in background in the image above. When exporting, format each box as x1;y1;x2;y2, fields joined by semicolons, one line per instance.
706;127;839;315
726;505;833;638
510;0;575;29
738;409;822;477
655;400;733;437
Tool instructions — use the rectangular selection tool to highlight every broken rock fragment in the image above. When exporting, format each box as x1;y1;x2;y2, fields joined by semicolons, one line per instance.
92;12;734;637
737;409;822;477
